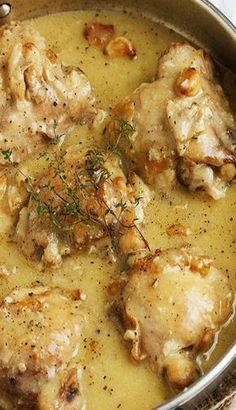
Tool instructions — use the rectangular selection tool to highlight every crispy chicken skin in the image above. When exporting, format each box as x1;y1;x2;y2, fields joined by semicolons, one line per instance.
15;147;151;267
0;21;96;166
106;43;236;199
118;247;233;390
0;286;85;409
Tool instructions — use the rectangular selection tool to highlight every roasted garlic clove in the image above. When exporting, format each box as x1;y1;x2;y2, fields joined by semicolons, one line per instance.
166;223;192;237
104;36;136;59
175;67;201;96
219;163;236;182
84;22;115;47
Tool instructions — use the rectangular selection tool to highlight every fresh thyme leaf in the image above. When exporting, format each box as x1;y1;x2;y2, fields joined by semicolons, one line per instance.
107;143;122;157
41;180;54;190
115;117;135;141
115;199;127;211
131;196;142;207
49;121;66;145
1;149;12;161
36;203;46;216
63;202;80;217
38;151;51;161
50;133;66;145
111;237;118;253
53;120;58;130
86;149;105;170
24;177;32;184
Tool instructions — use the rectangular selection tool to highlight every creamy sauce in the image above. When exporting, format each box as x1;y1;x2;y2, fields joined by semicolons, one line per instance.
0;10;235;410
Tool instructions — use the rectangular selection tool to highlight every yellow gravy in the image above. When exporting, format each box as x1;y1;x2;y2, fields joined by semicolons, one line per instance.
0;9;235;410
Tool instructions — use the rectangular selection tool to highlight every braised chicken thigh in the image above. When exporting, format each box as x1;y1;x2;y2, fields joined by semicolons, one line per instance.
119;247;233;390
0;21;96;166
0;286;85;409
106;43;236;199
15;147;150;267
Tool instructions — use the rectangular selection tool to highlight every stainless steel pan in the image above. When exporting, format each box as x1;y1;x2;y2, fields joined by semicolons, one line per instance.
0;1;235;409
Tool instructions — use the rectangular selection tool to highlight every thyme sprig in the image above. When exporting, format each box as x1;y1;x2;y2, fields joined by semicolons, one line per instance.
107;117;135;154
49;121;66;145
29;148;149;250
115;117;135;141
0;119;150;253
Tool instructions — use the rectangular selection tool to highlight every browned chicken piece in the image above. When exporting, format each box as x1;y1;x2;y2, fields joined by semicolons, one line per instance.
0;286;85;409
15;147;151;267
106;43;236;199
118;247;233;390
0;21;96;166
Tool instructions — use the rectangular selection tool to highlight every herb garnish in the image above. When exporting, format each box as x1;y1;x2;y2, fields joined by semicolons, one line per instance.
107;117;135;154
1;117;149;253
